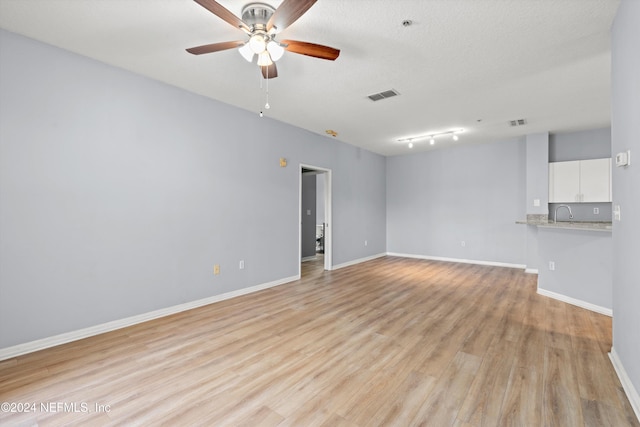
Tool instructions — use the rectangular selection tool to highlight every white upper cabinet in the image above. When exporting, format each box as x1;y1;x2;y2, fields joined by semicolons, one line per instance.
549;160;580;203
579;158;612;202
549;158;611;203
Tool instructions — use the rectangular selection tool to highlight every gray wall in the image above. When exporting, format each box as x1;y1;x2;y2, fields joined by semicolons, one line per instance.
526;133;549;214
611;0;640;404
523;133;548;272
537;228;612;310
386;138;527;265
525;226;539;271
335;148;387;263
0;30;387;348
301;174;316;259
549;127;612;162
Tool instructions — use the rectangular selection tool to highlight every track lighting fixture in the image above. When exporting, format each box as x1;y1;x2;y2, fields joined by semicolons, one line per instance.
398;129;464;148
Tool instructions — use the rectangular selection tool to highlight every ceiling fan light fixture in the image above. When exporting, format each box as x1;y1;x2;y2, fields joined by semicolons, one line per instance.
267;41;285;61
238;43;255;62
257;51;273;66
249;34;267;54
187;0;341;80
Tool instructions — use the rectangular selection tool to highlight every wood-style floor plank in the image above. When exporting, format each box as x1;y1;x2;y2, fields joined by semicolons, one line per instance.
1;256;638;426
543;346;585;426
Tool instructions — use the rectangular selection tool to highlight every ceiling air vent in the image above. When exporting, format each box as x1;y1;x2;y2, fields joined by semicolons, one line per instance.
509;118;527;127
367;89;399;102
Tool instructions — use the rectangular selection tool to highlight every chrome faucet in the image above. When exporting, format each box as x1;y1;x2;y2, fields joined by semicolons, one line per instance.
554;204;574;222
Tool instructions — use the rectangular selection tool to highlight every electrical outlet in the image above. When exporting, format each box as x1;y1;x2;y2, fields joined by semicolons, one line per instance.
461;241;466;247
549;261;555;271
533;199;540;207
364;240;368;246
594;207;599;215
239;260;244;270
214;264;220;275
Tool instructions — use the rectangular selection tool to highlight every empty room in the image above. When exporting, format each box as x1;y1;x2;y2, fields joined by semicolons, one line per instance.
1;0;639;425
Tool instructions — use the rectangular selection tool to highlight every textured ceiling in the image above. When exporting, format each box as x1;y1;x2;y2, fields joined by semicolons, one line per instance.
0;0;620;156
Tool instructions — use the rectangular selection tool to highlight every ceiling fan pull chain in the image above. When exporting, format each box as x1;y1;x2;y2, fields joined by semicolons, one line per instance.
265;70;270;110
258;68;264;117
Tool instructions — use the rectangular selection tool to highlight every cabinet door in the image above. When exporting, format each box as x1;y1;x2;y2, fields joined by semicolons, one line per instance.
549;161;580;203
580;158;611;202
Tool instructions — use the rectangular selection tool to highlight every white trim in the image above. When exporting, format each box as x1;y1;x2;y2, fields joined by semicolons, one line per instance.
537;287;612;316
386;252;526;270
525;268;539;274
323;170;332;271
0;275;299;361
332;253;387;270
609;348;640;423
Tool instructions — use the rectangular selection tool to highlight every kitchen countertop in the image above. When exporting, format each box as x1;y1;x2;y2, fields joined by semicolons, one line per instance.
516;215;612;232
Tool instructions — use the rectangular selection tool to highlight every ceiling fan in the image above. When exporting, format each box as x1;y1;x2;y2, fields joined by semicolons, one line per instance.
186;0;340;79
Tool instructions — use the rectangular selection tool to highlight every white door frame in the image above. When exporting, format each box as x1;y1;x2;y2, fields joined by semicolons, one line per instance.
299;164;332;274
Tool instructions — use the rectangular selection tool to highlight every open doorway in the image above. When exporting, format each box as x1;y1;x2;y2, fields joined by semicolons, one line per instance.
299;164;332;276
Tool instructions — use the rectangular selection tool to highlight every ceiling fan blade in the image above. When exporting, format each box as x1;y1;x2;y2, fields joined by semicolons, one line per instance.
281;40;340;60
261;63;278;79
267;0;317;32
193;0;249;32
186;40;245;55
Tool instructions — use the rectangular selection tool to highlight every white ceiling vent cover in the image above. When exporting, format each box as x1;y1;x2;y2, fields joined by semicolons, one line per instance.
368;89;400;102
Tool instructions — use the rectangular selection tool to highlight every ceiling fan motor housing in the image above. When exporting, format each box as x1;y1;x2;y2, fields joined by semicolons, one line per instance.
242;3;276;31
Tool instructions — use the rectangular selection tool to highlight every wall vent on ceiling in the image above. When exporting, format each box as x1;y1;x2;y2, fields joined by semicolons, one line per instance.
368;89;399;102
509;118;527;127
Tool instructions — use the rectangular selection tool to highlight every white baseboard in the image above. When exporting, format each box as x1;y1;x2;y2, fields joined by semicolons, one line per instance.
609;348;640;423
387;252;526;270
332;253;386;270
301;256;317;262
525;268;539;274
0;275;299;361
537;288;612;316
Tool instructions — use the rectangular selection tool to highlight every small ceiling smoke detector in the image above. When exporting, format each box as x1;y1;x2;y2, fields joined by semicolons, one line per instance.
509;118;527;127
367;89;400;102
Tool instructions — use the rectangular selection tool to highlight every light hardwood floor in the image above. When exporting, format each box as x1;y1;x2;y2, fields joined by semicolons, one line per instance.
1;256;638;426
